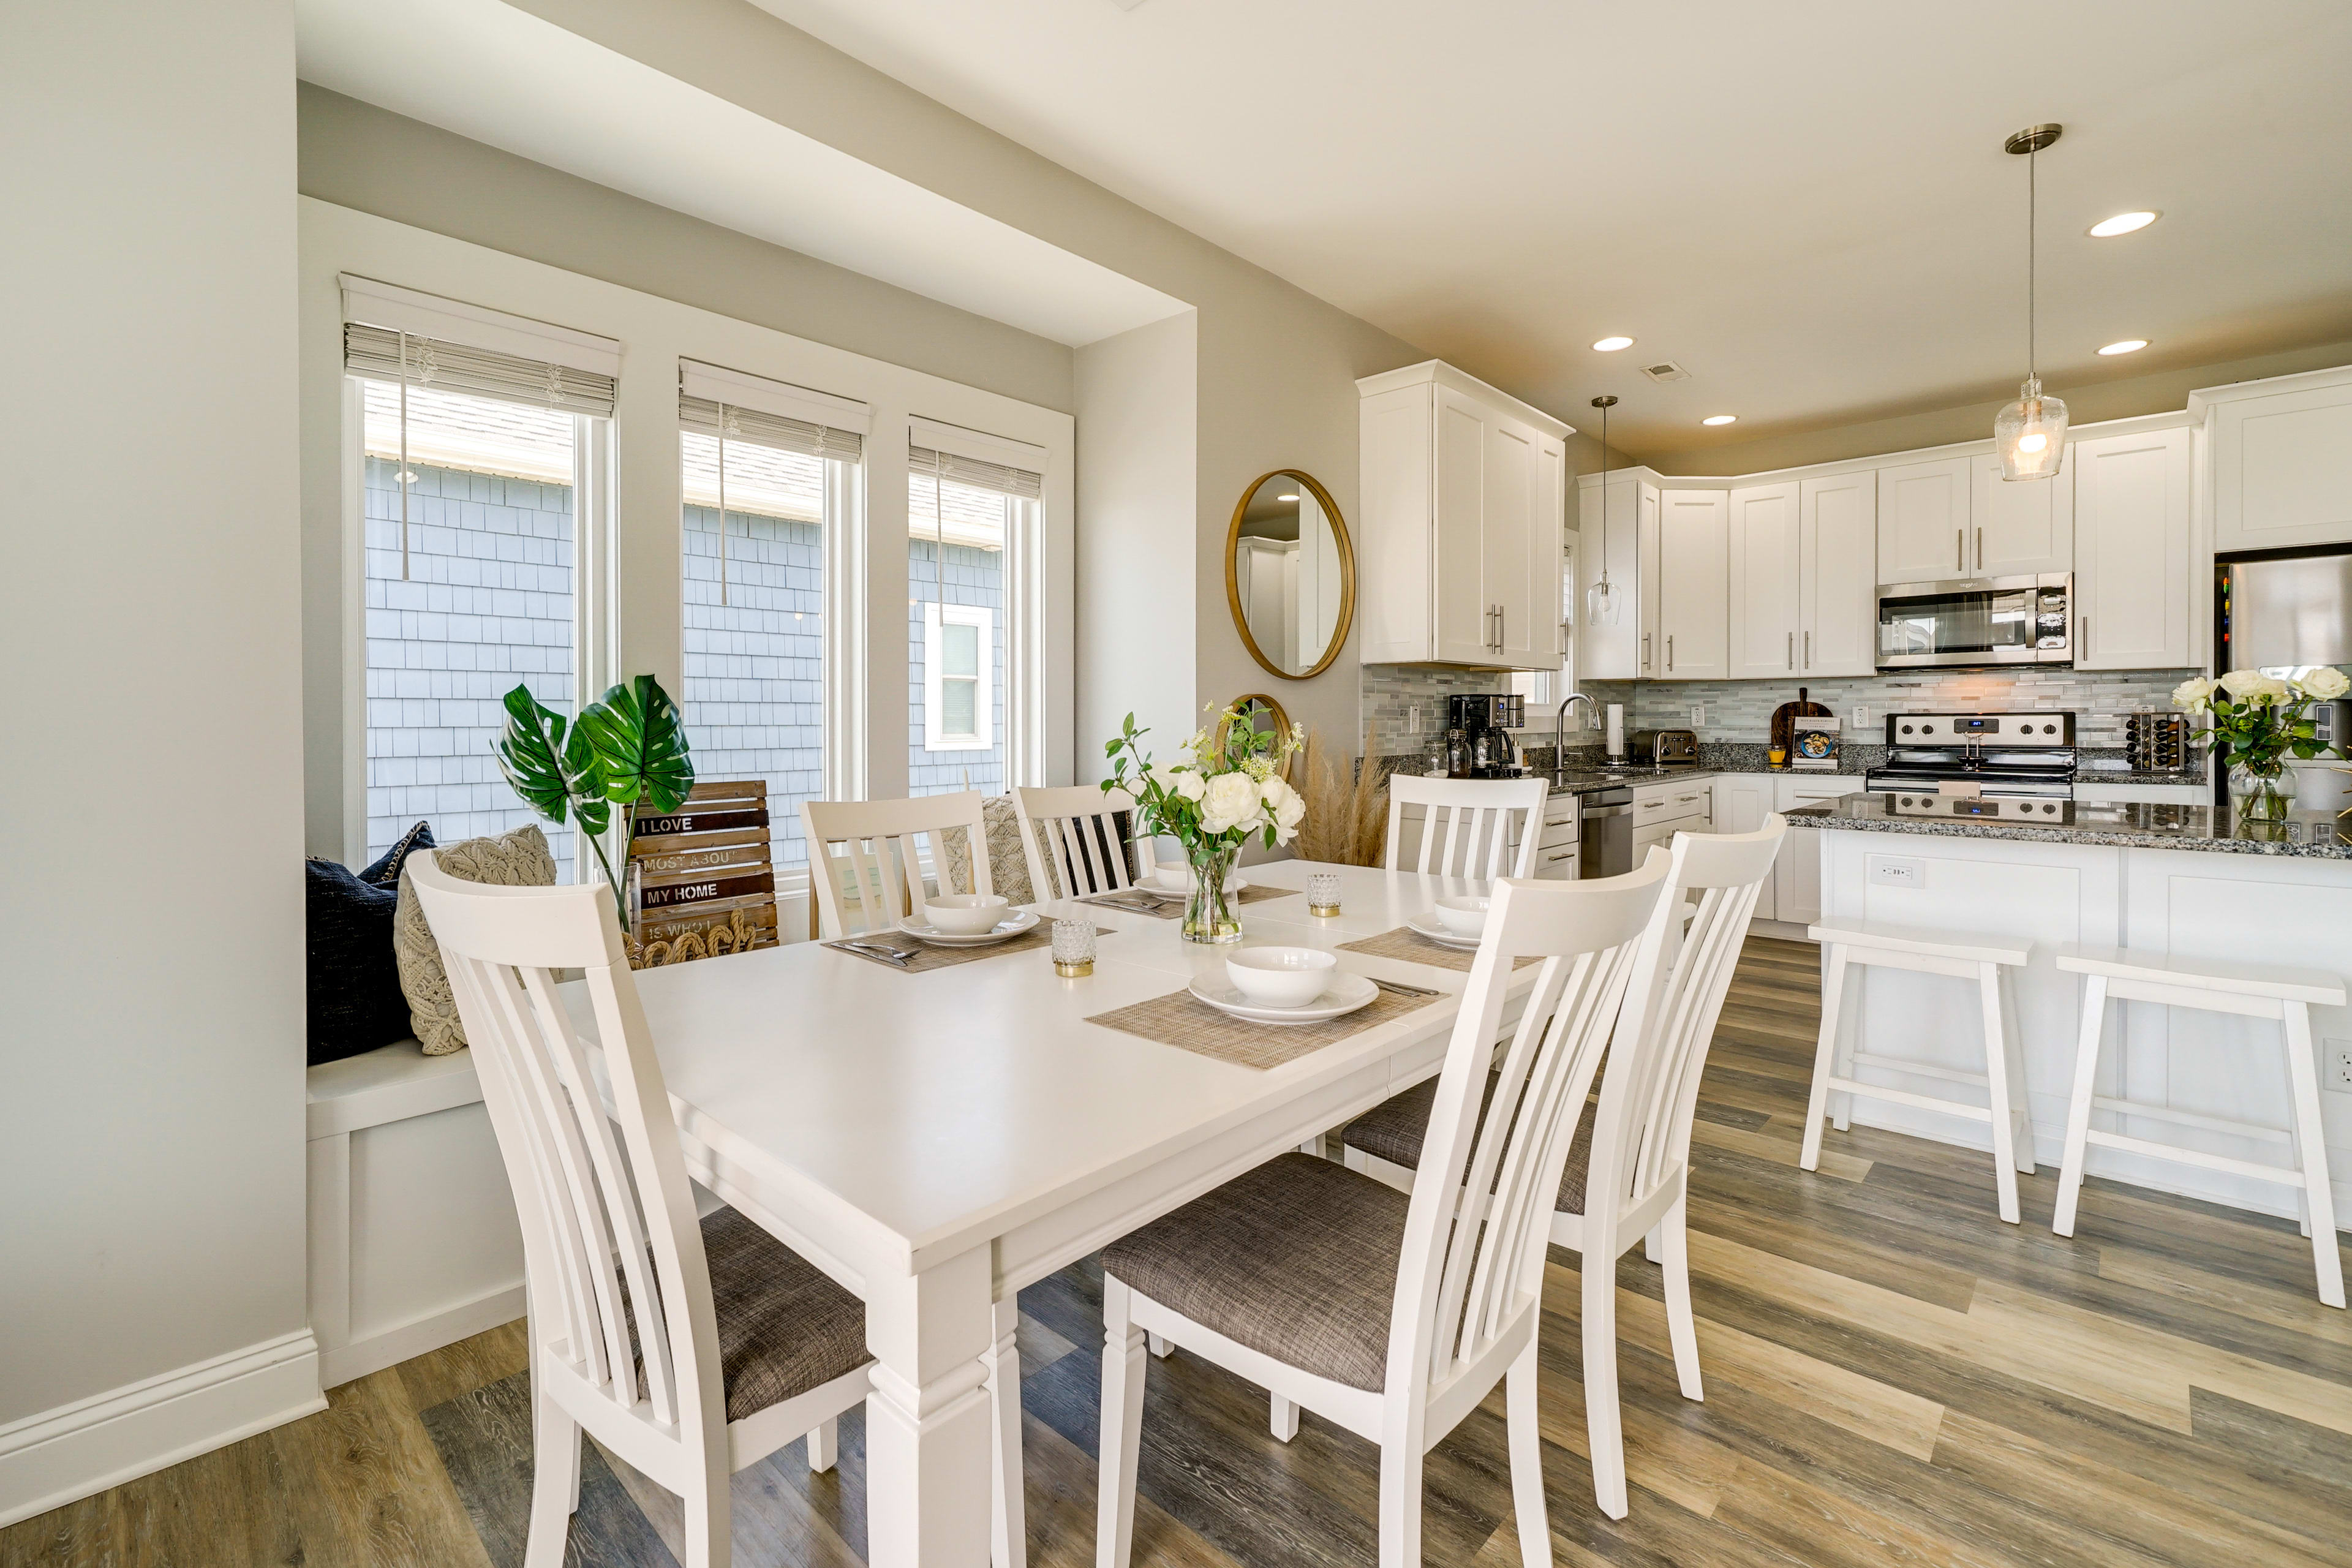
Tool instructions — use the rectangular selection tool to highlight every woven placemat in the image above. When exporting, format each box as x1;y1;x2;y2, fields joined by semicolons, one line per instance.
822;925;1112;973
1077;883;1300;921
1335;926;1541;974
1085;983;1434;1069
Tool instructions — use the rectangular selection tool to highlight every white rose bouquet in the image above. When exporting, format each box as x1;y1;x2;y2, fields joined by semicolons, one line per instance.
1102;704;1305;943
2174;667;2347;821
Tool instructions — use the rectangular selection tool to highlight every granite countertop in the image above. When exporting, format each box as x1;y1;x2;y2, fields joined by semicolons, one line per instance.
1785;793;2352;858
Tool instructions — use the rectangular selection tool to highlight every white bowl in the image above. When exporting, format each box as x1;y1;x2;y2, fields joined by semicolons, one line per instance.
1225;947;1337;1009
925;893;1010;935
1153;861;1193;892
1431;895;1491;938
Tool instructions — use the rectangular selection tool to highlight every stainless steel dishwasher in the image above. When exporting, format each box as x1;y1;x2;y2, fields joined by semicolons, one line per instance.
1578;787;1635;880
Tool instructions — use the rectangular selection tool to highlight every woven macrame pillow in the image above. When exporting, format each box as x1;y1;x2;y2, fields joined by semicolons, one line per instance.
393;823;558;1055
940;795;1039;905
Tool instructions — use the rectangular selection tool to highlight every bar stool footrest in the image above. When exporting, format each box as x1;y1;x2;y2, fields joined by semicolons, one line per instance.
2084;1127;2310;1188
1825;1076;1994;1124
1849;1052;1991;1091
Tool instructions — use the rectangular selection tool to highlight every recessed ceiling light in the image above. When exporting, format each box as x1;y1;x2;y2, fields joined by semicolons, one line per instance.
1592;336;1635;352
2097;339;2149;356
2088;210;2158;238
1702;415;1738;426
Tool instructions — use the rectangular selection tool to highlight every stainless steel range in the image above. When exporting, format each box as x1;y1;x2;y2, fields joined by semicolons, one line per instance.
1865;711;2077;799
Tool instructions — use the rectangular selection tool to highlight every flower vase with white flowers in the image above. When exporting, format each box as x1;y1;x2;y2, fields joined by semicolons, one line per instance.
2173;667;2349;823
1102;705;1305;944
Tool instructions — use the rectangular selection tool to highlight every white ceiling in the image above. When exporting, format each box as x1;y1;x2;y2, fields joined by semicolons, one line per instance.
751;0;2352;454
295;0;1188;347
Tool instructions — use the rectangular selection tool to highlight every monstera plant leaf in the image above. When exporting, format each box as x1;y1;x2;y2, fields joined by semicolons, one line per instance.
578;674;695;816
494;685;611;835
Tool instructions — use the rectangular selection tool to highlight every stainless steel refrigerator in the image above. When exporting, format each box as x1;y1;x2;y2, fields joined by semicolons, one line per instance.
2216;548;2352;810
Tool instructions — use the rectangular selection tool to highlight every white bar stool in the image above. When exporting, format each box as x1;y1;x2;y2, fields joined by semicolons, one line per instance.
2051;945;2345;1308
1802;922;2036;1224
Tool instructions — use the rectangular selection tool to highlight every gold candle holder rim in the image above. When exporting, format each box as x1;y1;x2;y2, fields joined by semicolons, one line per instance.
1054;958;1095;978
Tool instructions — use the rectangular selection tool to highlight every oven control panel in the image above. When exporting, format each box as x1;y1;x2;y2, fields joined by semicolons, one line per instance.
1884;793;2072;820
1883;711;2073;747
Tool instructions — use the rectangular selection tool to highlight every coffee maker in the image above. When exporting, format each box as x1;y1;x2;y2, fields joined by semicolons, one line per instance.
1445;693;1526;778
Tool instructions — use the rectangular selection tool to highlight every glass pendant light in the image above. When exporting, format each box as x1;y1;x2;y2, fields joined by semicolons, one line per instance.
1996;123;2068;481
1585;394;1623;627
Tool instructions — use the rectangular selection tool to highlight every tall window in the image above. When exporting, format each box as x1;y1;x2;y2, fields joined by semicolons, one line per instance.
908;439;1040;797
678;366;864;873
347;315;615;881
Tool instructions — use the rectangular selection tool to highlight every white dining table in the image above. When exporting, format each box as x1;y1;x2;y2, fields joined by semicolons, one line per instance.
568;857;1538;1568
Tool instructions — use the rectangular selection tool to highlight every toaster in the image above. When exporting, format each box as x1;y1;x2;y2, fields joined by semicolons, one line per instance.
1626;728;1700;767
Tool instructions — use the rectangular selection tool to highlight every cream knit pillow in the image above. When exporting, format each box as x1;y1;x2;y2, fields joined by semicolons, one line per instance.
393;823;558;1055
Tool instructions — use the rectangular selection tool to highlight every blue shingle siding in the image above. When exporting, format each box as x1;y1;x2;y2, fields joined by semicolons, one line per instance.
908;538;1006;797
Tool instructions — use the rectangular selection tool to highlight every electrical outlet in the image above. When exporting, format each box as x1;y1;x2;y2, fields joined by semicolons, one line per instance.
1409;707;1421;734
2328;1041;2352;1092
1869;857;1923;886
1852;706;1872;729
1690;703;1706;728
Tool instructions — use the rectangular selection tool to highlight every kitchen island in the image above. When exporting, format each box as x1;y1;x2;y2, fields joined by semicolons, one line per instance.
1785;794;2352;1227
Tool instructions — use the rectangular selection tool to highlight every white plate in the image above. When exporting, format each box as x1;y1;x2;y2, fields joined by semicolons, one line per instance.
1147;869;1249;895
897;909;1041;947
1185;971;1379;1025
1403;916;1482;951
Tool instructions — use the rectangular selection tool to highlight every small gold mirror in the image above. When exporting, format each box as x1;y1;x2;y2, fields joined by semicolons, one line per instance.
1226;470;1354;680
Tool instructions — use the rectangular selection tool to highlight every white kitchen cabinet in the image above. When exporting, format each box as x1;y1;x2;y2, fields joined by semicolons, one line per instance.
1528;788;1581;880
1657;489;1728;679
2074;425;2193;670
1969;454;2073;576
1727;481;1802;679
1774;776;1868;927
1799;472;1877;676
1357;361;1572;668
2200;364;2352;554
1575;472;1657;679
1876;455;1972;584
1709;776;1779;919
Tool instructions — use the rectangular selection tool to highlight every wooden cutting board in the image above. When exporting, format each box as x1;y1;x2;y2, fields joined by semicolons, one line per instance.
1770;689;1833;760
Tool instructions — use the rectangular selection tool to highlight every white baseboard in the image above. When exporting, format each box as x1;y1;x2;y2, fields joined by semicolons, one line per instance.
319;1286;525;1390
0;1329;324;1531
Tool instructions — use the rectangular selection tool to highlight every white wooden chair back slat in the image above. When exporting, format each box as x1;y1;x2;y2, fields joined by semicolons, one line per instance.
801;792;994;938
1384;858;1672;1404
407;861;726;1444
1384;775;1551;881
1589;821;1785;1237
1014;785;1142;900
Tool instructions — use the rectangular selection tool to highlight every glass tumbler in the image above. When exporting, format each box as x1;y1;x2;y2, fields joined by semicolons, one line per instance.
1307;872;1342;918
1052;918;1096;978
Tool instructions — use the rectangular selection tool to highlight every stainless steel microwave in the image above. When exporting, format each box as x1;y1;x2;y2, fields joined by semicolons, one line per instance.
1875;573;2072;670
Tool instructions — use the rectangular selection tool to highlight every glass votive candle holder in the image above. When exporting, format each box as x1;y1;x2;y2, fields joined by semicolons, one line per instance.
1052;918;1096;978
1308;872;1342;918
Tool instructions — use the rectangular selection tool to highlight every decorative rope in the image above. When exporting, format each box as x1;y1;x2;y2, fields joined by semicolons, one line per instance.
624;905;772;969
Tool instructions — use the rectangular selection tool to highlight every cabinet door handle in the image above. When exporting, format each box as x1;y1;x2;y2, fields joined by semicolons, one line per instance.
1804;630;1811;669
1956;528;1964;573
2079;614;2089;654
1498;604;1506;649
1787;631;1794;670
1642;631;1651;670
1975;526;1983;571
1667;634;1675;671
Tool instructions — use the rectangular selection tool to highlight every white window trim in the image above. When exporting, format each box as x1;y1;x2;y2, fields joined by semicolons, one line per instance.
924;601;994;753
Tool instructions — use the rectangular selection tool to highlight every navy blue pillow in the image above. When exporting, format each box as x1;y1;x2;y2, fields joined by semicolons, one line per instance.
305;822;435;1066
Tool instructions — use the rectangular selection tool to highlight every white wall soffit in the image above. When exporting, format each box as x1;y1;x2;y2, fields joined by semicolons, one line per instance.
296;0;1190;348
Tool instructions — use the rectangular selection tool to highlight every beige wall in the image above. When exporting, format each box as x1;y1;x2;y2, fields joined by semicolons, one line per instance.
0;0;312;1499
1642;336;2352;477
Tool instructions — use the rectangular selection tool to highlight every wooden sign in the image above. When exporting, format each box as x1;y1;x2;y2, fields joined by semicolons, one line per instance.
627;781;778;966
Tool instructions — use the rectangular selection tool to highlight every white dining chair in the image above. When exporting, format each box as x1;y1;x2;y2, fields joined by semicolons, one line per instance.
1384;774;1551;880
406;856;876;1568
801;791;993;938
1012;784;1145;900
1340;816;1787;1518
1093;856;1673;1568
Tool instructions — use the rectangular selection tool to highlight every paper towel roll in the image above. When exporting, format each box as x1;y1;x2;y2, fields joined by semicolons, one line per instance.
1605;704;1626;757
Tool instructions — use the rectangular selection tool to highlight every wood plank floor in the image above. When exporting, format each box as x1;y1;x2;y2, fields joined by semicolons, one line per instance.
7;935;2348;1567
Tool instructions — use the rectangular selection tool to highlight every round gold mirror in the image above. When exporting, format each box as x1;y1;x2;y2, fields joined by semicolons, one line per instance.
1226;692;1298;780
1225;470;1354;680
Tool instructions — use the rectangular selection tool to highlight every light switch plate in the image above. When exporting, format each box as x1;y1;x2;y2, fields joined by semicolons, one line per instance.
1869;857;1923;886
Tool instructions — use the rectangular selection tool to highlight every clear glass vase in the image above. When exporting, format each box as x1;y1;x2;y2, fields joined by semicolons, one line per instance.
1182;843;1243;945
2231;761;2291;824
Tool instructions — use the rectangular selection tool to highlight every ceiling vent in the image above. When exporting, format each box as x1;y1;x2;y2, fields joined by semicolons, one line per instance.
1640;361;1690;383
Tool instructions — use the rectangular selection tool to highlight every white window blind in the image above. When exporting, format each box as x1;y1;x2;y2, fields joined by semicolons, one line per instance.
907;445;1042;499
344;321;618;418
678;396;863;462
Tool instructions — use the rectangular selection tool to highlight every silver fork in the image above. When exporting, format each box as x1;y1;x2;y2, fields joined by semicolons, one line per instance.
831;941;915;966
1368;977;1442;999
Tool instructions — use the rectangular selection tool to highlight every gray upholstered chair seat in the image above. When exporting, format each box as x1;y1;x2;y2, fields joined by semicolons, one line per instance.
1341;1074;1596;1215
631;1208;871;1422
1099;1153;1411;1392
